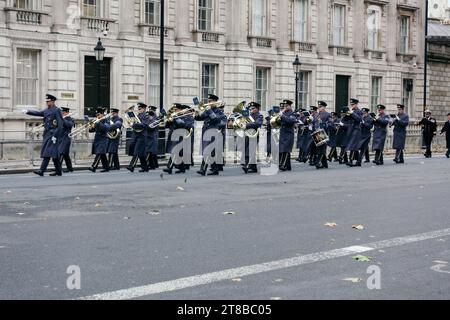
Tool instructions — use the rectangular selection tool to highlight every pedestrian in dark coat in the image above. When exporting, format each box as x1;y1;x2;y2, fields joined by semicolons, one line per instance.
392;104;410;164
106;108;123;170
127;103;150;172
279;100;297;171
59;107;74;173
419;110;437;158
88;108;110;173
371;104;390;165
24;94;64;177
440;112;450;158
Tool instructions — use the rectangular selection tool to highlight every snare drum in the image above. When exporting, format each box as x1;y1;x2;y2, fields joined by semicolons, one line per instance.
311;129;329;147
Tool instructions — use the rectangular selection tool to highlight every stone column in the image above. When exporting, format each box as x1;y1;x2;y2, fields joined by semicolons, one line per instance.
277;0;290;52
386;0;398;63
317;0;329;58
51;0;77;34
118;0;138;40
225;0;248;50
353;0;365;61
175;0;193;44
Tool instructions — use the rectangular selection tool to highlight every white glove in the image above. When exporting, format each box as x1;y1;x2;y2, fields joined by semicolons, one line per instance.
298;120;304;125
339;122;344;126
51;136;57;144
22;109;28;114
396;116;400;121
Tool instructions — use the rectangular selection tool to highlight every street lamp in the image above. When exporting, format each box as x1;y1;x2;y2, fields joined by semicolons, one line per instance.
94;38;105;108
292;54;302;112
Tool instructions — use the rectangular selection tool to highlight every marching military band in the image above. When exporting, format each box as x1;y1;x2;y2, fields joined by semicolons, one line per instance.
22;93;450;177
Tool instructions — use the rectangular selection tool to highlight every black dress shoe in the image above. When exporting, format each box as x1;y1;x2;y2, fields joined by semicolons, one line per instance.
63;169;74;173
126;167;134;173
49;172;62;177
33;170;44;176
446;152;450;158
139;169;149;173
109;167;119;171
279;166;287;172
196;170;206;176
163;168;172;174
393;159;399;163
207;171;219;176
88;167;96;173
242;166;248;174
364;160;371;163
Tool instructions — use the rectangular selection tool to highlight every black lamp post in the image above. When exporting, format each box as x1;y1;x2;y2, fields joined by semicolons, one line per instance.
292;55;302;112
94;38;105;108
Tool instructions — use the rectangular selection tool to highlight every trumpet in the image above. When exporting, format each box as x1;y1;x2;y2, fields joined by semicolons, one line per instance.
198;101;225;113
68;113;112;138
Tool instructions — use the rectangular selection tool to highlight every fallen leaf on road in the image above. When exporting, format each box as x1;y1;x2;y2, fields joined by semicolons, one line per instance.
342;277;362;283
16;212;26;216
273;279;284;283
378;250;385;253
352;225;365;230
91;186;98;189
23;202;31;205
433;260;448;264
123;217;131;220
231;278;242;282
75;197;80;200
176;186;185;191
146;210;160;216
95;203;103;208
353;255;372;262
223;211;236;215
325;222;338;227
4;191;12;194
270;297;282;300
180;205;186;208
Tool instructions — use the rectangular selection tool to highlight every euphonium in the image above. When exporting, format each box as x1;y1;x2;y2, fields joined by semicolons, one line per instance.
269;113;281;129
124;106;144;133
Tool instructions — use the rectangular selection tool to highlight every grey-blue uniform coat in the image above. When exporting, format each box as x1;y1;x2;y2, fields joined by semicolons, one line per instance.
327;117;340;148
245;112;263;154
441;121;450;148
59;116;74;155
345;109;363;152
106;116;123;154
359;115;374;151
27;107;63;159
300;116;313;153
195;108;227;155
336;117;350;148
128;112;149;157
392;113;409;150
279;110;297;153
372;114;390;151
89;119;109;155
165;115;194;153
145;115;159;155
265;114;272;154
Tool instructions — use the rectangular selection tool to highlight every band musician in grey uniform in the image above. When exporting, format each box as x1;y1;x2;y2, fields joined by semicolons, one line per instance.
345;99;363;167
59;107;74;173
358;108;374;167
371;104;390;165
392;104;409;164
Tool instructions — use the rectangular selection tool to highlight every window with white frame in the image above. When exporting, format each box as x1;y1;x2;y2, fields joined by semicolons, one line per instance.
13;0;40;10
402;79;413;112
148;60;163;108
198;0;214;31
367;6;381;50
370;76;382;111
293;0;308;42
83;0;99;17
201;63;218;103
399;15;410;54
332;4;346;46
16;49;39;107
252;0;267;36
144;0;160;25
255;67;269;110
297;71;310;109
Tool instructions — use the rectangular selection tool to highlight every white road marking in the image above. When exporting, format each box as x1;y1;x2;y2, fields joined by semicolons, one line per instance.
78;227;450;300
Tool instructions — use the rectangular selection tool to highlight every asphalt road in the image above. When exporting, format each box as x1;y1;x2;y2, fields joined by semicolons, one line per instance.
0;156;449;300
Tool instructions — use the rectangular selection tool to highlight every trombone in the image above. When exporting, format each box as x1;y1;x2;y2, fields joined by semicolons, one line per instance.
31;112;77;134
197;101;225;113
68;113;112;138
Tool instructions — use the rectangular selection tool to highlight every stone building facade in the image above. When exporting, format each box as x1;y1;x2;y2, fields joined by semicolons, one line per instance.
0;0;431;160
